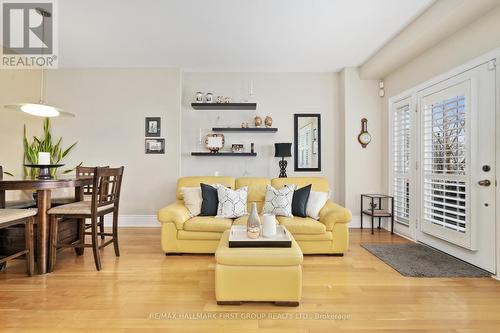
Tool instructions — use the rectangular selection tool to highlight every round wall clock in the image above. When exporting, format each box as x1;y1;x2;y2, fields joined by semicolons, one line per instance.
358;118;371;148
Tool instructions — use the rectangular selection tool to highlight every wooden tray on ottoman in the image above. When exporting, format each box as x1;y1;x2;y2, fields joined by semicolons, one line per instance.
229;225;292;248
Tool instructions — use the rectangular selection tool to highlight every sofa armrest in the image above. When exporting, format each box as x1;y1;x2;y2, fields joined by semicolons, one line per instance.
157;201;191;230
319;200;352;231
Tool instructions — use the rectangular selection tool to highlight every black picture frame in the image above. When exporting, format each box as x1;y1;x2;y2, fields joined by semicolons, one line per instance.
145;138;165;154
294;113;321;172
145;117;161;137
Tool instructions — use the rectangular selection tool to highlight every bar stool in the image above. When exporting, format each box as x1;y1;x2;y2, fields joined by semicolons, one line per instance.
0;209;36;275
48;167;124;271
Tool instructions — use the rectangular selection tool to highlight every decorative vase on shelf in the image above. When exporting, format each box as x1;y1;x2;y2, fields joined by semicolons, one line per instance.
265;116;273;128
247;202;261;239
254;116;262;127
195;92;204;102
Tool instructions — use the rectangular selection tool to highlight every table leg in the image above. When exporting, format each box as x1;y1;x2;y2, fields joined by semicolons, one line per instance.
378;197;382;229
36;189;51;274
0;189;5;209
371;198;374;235
360;195;363;229
74;186;85;256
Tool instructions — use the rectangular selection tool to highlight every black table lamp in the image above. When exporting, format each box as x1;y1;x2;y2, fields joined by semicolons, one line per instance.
274;143;292;178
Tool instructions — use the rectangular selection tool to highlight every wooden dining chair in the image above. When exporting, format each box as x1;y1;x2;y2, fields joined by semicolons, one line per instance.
48;167;124;271
52;166;109;239
77;166;109;240
0;209;35;276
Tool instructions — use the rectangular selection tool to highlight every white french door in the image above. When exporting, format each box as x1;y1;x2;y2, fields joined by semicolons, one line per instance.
390;96;416;239
390;60;497;273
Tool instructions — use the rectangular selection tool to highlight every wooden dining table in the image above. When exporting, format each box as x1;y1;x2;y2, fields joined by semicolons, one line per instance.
0;175;93;274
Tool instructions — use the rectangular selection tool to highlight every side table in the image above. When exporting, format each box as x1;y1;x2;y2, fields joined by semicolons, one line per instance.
360;194;394;234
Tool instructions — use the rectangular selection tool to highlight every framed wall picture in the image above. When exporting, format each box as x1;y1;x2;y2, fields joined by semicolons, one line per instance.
145;138;165;154
145;117;161;137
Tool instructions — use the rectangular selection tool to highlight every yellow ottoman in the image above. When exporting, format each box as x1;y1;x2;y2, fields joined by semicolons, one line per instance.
215;230;303;306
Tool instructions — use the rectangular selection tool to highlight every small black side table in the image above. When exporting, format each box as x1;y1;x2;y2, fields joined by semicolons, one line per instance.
360;194;394;234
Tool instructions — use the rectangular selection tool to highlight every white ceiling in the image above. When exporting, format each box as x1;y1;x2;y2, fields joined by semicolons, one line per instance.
58;0;434;71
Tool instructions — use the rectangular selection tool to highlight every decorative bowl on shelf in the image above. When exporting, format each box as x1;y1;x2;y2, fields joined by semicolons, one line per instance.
205;134;225;153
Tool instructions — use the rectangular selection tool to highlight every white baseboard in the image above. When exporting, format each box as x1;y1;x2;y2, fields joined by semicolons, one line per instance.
350;215;361;228
102;214;384;229
103;215;159;227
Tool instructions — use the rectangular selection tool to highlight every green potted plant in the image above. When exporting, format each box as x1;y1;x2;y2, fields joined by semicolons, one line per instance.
23;118;81;177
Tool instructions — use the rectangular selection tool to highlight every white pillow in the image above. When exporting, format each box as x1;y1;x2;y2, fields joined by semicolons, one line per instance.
216;185;248;218
181;187;203;217
306;190;329;220
262;184;296;217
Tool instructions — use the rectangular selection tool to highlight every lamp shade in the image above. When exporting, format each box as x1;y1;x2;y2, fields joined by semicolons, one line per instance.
274;143;292;157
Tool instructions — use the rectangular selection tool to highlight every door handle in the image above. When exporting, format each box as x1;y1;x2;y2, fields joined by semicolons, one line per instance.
478;179;491;187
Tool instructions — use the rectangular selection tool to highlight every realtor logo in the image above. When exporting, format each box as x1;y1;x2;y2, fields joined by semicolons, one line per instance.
1;0;58;68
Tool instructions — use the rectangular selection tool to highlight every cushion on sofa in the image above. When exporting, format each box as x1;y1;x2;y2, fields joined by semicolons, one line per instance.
176;176;235;200
216;185;248;218
306;190;329;220
181;186;203;216
291;184;312;218
200;183;219;216
277;216;327;234
183;216;233;233
177;230;223;240
233;214;265;225
271;177;329;193
235;177;269;208
262;184;296;217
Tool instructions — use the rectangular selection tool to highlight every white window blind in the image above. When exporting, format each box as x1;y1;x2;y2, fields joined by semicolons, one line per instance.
422;95;467;233
392;102;411;225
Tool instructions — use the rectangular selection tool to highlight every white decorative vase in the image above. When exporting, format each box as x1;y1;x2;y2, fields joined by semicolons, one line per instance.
262;214;277;238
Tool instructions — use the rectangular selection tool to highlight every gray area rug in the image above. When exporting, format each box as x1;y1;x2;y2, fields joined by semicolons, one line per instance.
361;243;491;277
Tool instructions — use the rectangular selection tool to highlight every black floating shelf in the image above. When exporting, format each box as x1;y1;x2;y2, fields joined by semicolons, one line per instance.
212;127;278;133
191;152;257;157
191;103;257;110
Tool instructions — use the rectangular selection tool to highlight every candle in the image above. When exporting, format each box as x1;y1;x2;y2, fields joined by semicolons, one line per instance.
38;152;51;165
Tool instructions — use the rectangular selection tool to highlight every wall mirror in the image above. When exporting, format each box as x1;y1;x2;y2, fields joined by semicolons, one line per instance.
294;114;321;172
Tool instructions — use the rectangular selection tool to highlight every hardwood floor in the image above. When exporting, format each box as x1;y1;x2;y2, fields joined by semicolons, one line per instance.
1;228;499;332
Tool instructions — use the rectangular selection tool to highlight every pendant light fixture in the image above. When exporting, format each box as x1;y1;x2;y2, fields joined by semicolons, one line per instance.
3;7;74;118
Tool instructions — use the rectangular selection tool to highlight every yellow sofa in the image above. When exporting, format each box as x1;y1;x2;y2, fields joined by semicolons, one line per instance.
157;176;352;255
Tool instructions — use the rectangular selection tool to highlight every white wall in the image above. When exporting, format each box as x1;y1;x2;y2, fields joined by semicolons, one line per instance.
339;68;383;221
180;72;343;202
0;70;44;201
42;68;182;216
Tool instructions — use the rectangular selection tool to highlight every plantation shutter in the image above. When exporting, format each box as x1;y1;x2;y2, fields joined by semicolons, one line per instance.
391;98;412;226
422;94;468;233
